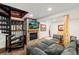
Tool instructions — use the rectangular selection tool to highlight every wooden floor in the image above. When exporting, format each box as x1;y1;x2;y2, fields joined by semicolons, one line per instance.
0;36;52;55
0;46;26;55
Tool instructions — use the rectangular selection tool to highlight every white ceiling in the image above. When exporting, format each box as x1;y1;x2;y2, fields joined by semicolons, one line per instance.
4;3;79;19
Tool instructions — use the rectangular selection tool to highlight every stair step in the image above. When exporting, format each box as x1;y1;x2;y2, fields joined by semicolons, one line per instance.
11;37;20;41
11;41;23;45
11;45;24;49
8;34;15;38
11;43;22;47
12;42;22;45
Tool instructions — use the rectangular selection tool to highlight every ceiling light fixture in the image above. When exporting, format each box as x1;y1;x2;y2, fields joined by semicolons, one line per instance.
48;7;52;11
29;14;33;17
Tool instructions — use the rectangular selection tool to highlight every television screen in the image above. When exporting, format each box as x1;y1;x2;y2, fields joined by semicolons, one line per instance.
29;21;40;29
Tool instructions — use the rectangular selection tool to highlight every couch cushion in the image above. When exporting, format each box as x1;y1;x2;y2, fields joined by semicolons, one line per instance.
35;43;48;50
53;38;60;43
61;51;76;55
30;47;47;55
42;39;56;46
66;42;76;48
27;45;37;53
77;40;79;45
61;48;77;55
53;34;63;40
77;48;79;55
44;44;64;55
70;36;77;42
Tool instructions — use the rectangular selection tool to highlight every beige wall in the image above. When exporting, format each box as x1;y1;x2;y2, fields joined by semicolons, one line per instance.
38;21;50;39
38;7;79;39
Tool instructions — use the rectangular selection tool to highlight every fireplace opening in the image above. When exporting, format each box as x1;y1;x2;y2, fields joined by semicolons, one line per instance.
30;33;38;40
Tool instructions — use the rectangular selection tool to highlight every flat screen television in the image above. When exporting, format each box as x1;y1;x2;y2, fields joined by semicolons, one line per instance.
29;21;40;29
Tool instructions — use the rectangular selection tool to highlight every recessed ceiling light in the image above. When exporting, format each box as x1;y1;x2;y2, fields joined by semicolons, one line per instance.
29;14;33;17
48;8;52;11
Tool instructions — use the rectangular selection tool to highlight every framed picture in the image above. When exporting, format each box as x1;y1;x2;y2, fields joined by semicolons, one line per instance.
40;24;46;31
58;24;64;31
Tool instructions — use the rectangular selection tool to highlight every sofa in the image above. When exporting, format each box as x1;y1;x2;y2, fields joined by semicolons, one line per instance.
27;34;77;55
61;36;77;55
27;42;64;55
61;41;77;55
76;39;79;55
27;34;64;55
